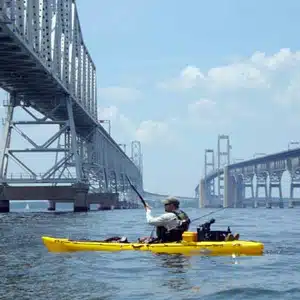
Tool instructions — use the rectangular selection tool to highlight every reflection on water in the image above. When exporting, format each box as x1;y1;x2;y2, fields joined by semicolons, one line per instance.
157;254;192;273
155;254;194;292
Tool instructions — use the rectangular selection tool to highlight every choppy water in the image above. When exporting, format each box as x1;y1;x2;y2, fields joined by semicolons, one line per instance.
0;206;300;300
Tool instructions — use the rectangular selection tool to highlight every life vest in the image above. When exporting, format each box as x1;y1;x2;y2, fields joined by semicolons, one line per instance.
156;210;191;242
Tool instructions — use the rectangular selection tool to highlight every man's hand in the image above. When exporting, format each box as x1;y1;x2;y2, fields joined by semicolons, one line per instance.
145;203;152;212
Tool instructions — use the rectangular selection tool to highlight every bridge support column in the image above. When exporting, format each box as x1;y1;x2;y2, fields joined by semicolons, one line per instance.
289;180;297;208
268;170;284;209
224;166;236;207
73;183;89;212
47;200;56;211
279;199;284;208
252;200;257;208
0;200;9;213
0;185;9;212
199;179;206;208
289;169;300;208
235;175;245;208
255;172;268;207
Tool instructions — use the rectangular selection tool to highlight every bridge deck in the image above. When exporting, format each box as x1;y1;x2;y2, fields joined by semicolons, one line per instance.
0;24;98;130
0;1;137;170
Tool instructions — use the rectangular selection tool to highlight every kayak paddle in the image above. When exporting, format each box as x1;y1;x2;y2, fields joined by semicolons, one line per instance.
125;175;147;208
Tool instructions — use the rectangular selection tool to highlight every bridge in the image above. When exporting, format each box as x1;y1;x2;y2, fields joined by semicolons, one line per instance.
143;191;197;207
194;134;300;209
0;0;143;212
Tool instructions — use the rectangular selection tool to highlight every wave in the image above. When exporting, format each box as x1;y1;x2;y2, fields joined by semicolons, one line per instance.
201;287;300;300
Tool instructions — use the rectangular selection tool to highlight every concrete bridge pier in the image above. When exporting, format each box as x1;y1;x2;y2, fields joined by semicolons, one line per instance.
289;175;300;208
289;184;295;208
199;179;206;208
48;200;56;211
252;199;258;208
0;185;9;212
255;172;268;207
223;166;236;208
265;197;272;209
235;175;245;208
73;183;89;212
0;200;9;213
265;201;272;209
279;199;284;208
268;170;284;209
244;174;254;203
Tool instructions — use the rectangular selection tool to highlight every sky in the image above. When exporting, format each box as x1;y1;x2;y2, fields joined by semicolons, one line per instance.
1;0;300;197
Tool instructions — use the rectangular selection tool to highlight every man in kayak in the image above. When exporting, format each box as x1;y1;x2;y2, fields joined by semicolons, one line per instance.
144;196;191;243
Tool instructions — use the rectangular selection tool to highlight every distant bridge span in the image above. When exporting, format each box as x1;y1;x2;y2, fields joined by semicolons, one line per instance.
143;191;196;202
195;140;300;208
202;147;300;183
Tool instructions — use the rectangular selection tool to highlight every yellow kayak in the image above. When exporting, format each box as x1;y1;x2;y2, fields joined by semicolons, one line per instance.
41;236;264;256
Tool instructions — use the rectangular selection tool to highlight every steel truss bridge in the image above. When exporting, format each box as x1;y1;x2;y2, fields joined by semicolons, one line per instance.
195;135;300;209
0;0;143;212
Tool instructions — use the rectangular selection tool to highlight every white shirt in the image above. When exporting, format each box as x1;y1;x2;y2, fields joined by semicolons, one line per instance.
146;209;182;231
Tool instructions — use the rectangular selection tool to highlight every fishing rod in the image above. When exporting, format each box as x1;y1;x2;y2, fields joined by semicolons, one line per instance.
190;206;229;223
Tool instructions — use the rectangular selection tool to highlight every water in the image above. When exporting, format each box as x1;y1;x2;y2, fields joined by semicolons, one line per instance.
0;206;300;299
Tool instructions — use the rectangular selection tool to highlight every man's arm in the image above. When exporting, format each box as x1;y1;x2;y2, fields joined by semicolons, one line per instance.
146;209;176;226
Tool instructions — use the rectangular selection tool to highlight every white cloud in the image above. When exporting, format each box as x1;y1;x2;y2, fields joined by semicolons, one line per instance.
206;63;266;89
98;105;119;121
187;98;216;116
135;120;173;145
97;105;135;141
98;86;142;103
159;63;267;92
273;74;300;106
157;65;204;90
250;48;300;70
97;105;174;146
187;98;230;130
178;65;205;89
95;48;300;153
185;96;263;133
158;48;300;93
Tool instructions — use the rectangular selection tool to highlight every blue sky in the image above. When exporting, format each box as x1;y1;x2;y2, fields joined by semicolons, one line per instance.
1;0;300;197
